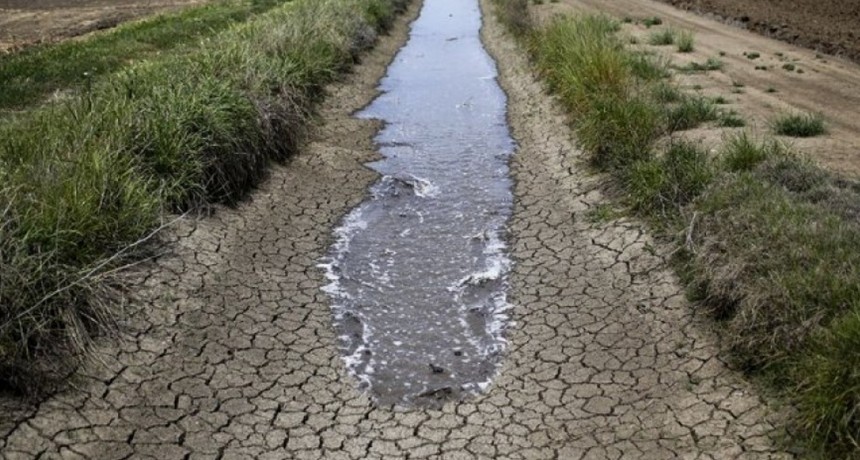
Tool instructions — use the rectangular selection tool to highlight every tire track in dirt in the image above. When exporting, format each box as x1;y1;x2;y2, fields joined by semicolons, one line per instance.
0;0;793;458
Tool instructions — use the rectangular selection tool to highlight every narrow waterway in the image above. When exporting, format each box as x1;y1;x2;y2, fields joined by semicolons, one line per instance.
321;0;515;407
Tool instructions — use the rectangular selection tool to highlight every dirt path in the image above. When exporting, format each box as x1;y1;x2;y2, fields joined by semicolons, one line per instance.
537;0;860;178
0;1;792;458
0;0;206;52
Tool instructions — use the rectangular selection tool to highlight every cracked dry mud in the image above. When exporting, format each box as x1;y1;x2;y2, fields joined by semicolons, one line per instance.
0;0;793;458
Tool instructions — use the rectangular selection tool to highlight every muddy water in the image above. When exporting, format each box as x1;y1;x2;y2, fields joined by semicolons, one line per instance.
321;0;514;407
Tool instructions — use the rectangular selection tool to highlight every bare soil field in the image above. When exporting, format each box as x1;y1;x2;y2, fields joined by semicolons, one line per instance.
539;0;860;178
0;0;206;52
657;0;860;64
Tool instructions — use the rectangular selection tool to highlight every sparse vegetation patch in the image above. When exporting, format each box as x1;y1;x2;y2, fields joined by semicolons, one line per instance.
493;1;860;456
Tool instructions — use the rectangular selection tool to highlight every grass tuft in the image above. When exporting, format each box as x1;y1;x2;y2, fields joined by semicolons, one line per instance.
676;31;694;52
717;110;746;128
720;132;784;171
772;112;826;137
679;57;724;72
665;95;718;131
627;142;714;216
648;28;676;46
642;16;662;28
495;0;533;38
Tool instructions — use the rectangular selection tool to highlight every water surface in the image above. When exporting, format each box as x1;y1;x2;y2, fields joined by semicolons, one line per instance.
321;0;515;407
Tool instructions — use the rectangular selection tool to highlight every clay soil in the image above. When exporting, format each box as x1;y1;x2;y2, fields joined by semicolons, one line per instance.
0;0;207;52
658;0;860;64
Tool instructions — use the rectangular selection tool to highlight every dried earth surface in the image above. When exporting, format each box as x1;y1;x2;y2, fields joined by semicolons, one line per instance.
0;0;207;52
538;0;860;179
0;0;794;458
656;0;860;64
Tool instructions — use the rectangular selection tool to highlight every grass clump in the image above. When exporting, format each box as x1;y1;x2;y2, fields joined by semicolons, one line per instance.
794;310;860;456
626;53;670;81
648;28;676;46
676;31;694;52
720;132;784;171
679;57;724;72
665;96;718;131
642;16;663;28
652;81;682;103
0;0;406;389
717;110;746;128
627;142;714;217
495;0;533;38
692;172;860;371
532;15;659;169
772;112;826;137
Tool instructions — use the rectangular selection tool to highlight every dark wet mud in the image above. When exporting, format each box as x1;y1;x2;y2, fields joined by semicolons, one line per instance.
322;0;515;407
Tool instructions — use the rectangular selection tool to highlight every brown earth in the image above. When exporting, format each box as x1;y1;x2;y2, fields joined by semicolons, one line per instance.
0;0;793;458
656;0;860;64
0;0;207;52
538;0;860;178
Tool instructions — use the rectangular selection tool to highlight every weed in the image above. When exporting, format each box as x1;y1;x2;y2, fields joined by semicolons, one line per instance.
648;28;676;46
666;96;718;131
626;53;669;80
676;31;694;53
772;112;826;137
652;82;682;103
495;0;533;37
586;204;621;223
712;95;728;104
766;87;778;93
627;141;714;216
679;57;724;72
794;310;860;456
718;110;746;128
745;51;761;60
642;16;663;28
720;132;785;171
783;63;796;71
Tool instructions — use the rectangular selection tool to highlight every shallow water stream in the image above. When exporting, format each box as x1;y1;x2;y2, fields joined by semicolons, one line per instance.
321;0;514;407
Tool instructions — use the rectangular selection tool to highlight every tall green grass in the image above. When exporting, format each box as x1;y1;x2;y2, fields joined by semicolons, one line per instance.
530;15;660;169
494;1;860;455
0;0;294;114
0;0;407;390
